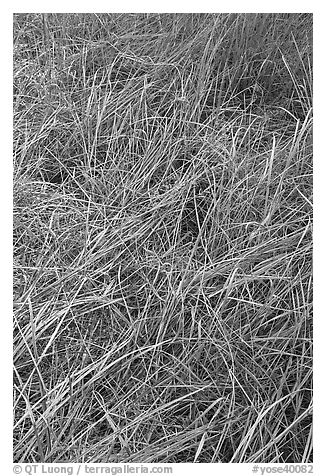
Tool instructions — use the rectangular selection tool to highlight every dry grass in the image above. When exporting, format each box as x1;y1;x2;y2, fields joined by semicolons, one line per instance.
13;13;312;463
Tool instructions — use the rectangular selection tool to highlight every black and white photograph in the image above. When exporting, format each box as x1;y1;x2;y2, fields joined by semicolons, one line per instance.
13;12;313;466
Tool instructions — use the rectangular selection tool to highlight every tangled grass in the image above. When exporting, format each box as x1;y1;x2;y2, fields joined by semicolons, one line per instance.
13;13;312;463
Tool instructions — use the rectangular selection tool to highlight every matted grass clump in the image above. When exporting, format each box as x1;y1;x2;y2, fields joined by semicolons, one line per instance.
13;13;312;463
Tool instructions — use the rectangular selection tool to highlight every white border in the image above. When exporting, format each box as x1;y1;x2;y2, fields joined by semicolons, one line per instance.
8;2;314;13
3;4;323;474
